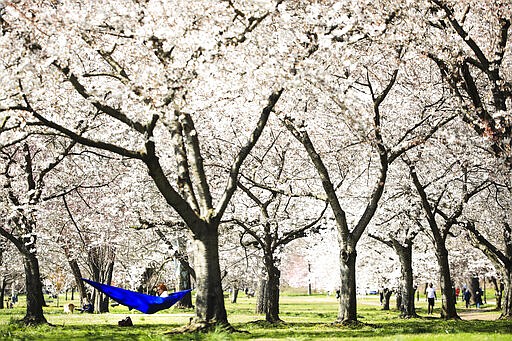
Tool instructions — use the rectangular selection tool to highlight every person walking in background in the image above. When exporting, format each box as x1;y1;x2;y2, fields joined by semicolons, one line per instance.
463;288;472;308
426;283;436;315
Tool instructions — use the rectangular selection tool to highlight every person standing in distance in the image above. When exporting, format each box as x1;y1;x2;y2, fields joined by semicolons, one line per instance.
426;283;437;315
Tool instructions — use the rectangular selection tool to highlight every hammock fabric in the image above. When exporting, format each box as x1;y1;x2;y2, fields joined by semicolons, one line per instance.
82;278;192;314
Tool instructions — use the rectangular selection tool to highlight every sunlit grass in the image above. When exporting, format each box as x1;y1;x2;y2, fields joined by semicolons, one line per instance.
0;293;509;340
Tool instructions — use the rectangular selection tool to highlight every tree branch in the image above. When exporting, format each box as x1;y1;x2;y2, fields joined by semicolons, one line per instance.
215;89;283;220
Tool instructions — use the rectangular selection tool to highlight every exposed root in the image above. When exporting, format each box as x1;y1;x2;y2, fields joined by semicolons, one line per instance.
20;315;51;326
332;319;366;327
401;313;421;319
247;319;286;327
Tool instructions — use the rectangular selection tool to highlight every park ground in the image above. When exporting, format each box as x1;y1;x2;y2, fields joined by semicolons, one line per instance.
0;291;511;340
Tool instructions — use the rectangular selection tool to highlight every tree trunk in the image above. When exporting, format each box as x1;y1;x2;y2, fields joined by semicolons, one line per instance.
265;262;281;323
192;228;228;324
395;243;418;318
230;287;238;304
99;261;114;312
396;290;402;310
336;248;357;323
382;288;392;310
470;276;480;306
89;245;115;313
22;253;47;325
256;278;267;314
68;258;88;305
176;264;193;308
491;277;503;311
176;238;193;309
436;246;459;319
0;277;6;309
501;268;512;319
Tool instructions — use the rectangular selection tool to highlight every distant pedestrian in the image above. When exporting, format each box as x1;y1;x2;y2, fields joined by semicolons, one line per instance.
426;283;436;315
455;287;460;302
463;289;472;308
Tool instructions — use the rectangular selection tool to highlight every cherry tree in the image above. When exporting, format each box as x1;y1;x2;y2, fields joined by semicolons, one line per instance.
462;171;512;318
0;129;76;324
369;225;420;317
422;0;512;167
0;239;22;309
403;123;493;319
228;131;327;322
0;0;297;327
282;42;452;323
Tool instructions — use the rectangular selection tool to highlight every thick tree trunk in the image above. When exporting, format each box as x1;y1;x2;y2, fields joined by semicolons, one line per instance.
22;253;47;325
395;243;418;318
265;262;281;323
501;269;512;319
255;278;267;314
193;229;228;324
436;246;459;319
336;249;357;323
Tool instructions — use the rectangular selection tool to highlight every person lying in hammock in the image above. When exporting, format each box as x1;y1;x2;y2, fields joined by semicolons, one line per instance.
82;278;191;314
156;283;169;298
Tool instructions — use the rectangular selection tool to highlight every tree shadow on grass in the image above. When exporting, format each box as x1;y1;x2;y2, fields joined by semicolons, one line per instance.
230;318;512;340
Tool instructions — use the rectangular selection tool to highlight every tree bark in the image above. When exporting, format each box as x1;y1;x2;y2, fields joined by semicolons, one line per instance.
502;269;512;318
469;276;480;306
436;245;459;319
491;277;503;311
394;241;418;318
176;238;193;309
256;278;267;315
337;248;357;322
176;262;193;308
68;258;88;305
230;287;238;304
382;288;392;310
192;227;228;324
265;262;281;323
22;253;47;325
88;245;115;313
99;261;114;312
0;277;6;309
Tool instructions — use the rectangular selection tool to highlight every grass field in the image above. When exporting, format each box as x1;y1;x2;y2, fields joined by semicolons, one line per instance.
0;293;510;340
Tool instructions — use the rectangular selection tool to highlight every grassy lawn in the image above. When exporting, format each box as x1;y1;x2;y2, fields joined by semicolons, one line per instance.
0;293;510;340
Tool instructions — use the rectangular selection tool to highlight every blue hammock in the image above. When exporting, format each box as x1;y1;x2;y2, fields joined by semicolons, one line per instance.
82;278;192;314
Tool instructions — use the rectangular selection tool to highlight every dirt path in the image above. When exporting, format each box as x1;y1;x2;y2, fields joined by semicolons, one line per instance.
458;309;500;320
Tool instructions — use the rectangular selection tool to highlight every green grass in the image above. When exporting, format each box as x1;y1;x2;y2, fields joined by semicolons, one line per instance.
0;294;510;340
